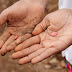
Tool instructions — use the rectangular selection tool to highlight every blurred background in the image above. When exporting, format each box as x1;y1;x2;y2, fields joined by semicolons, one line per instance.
0;0;66;72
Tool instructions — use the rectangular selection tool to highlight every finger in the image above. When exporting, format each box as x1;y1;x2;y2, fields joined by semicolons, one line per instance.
31;40;69;64
7;34;32;51
18;48;46;64
1;35;15;55
32;16;50;35
31;48;58;64
0;9;8;28
0;31;11;49
14;35;40;52
12;44;42;59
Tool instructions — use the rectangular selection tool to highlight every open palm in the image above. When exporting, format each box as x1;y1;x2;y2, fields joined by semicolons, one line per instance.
12;9;72;64
0;0;45;55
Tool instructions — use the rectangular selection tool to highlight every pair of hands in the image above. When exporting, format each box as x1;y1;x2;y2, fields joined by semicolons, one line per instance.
0;0;72;64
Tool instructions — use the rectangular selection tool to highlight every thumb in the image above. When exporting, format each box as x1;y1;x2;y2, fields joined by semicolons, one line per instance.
32;16;50;35
0;9;8;28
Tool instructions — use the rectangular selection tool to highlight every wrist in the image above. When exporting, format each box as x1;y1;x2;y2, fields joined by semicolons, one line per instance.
33;0;48;6
21;0;48;7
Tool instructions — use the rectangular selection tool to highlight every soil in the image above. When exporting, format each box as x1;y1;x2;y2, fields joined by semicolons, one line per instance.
0;0;66;72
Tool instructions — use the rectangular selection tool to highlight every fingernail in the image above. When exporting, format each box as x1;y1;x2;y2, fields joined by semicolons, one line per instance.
1;53;6;56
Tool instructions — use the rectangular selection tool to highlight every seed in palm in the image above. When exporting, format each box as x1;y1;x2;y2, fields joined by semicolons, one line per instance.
51;32;58;37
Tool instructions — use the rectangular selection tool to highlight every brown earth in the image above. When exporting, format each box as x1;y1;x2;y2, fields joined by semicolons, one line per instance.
0;0;66;72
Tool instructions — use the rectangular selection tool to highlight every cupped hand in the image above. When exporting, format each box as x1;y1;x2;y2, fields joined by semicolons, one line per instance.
0;0;45;55
12;9;72;64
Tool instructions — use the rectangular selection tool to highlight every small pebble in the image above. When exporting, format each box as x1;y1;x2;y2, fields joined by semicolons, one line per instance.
51;32;58;37
15;36;18;40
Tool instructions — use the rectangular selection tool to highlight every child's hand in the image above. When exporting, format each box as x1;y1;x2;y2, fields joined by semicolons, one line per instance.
0;0;45;55
12;9;72;64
